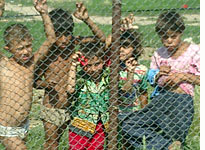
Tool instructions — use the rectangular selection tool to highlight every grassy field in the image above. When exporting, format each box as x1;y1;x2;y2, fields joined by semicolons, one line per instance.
6;0;200;16
0;20;200;55
0;0;200;149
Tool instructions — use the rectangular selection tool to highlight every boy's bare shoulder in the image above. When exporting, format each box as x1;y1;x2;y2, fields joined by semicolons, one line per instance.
0;57;9;76
0;57;18;72
0;56;9;65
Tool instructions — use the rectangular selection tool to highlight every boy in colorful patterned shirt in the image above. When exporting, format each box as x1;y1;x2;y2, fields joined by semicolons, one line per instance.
34;2;106;149
67;41;109;150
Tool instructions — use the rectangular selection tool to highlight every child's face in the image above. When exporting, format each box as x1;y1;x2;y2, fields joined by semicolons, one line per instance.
55;32;72;50
160;30;182;52
120;46;134;61
8;39;33;63
84;56;104;79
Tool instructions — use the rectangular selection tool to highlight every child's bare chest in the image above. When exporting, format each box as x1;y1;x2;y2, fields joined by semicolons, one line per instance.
0;59;33;91
44;56;72;85
46;57;71;76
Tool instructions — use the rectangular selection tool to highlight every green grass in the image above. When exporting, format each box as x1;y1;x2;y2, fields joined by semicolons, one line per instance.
6;0;200;16
185;86;200;150
139;24;200;48
73;21;200;49
0;20;199;57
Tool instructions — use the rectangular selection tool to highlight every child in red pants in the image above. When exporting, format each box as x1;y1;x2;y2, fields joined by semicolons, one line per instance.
67;41;109;150
69;121;105;150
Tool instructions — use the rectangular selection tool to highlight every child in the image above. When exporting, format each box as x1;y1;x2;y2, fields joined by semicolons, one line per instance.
67;40;109;150
120;11;200;150
114;18;149;149
118;29;148;112
34;2;106;150
104;15;148;112
0;0;56;149
98;15;148;148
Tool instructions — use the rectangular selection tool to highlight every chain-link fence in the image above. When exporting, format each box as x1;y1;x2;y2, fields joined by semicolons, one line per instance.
0;0;200;150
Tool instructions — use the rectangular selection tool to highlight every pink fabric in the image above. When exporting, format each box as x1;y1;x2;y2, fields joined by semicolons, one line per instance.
69;122;105;150
150;44;200;96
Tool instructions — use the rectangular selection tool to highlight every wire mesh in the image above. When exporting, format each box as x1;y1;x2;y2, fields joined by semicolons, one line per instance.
0;0;200;150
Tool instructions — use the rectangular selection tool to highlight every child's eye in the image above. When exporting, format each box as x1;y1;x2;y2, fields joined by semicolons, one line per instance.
121;43;131;49
16;47;24;51
64;32;71;37
56;33;60;36
95;63;101;67
26;44;32;48
162;35;169;40
171;35;177;39
122;46;128;49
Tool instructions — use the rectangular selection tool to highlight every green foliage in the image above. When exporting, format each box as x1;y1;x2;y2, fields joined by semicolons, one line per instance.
185;86;200;150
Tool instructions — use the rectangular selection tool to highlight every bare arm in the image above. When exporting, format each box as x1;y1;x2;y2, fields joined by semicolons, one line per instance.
34;65;55;89
122;58;138;92
105;14;138;51
153;65;171;86
183;73;200;85
122;71;148;108
84;17;106;43
67;52;82;94
139;90;148;108
74;36;98;45
67;64;77;94
121;72;134;92
33;0;56;64
164;72;200;88
73;2;106;43
34;79;50;89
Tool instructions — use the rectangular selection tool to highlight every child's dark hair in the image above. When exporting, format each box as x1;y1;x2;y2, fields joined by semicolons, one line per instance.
155;11;185;36
121;29;142;59
4;23;32;47
49;8;74;36
80;39;105;60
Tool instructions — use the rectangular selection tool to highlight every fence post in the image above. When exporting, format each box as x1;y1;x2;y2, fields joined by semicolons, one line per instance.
107;0;121;149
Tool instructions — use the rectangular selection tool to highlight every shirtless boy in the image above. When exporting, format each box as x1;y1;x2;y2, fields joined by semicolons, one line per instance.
0;0;55;149
34;2;105;150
